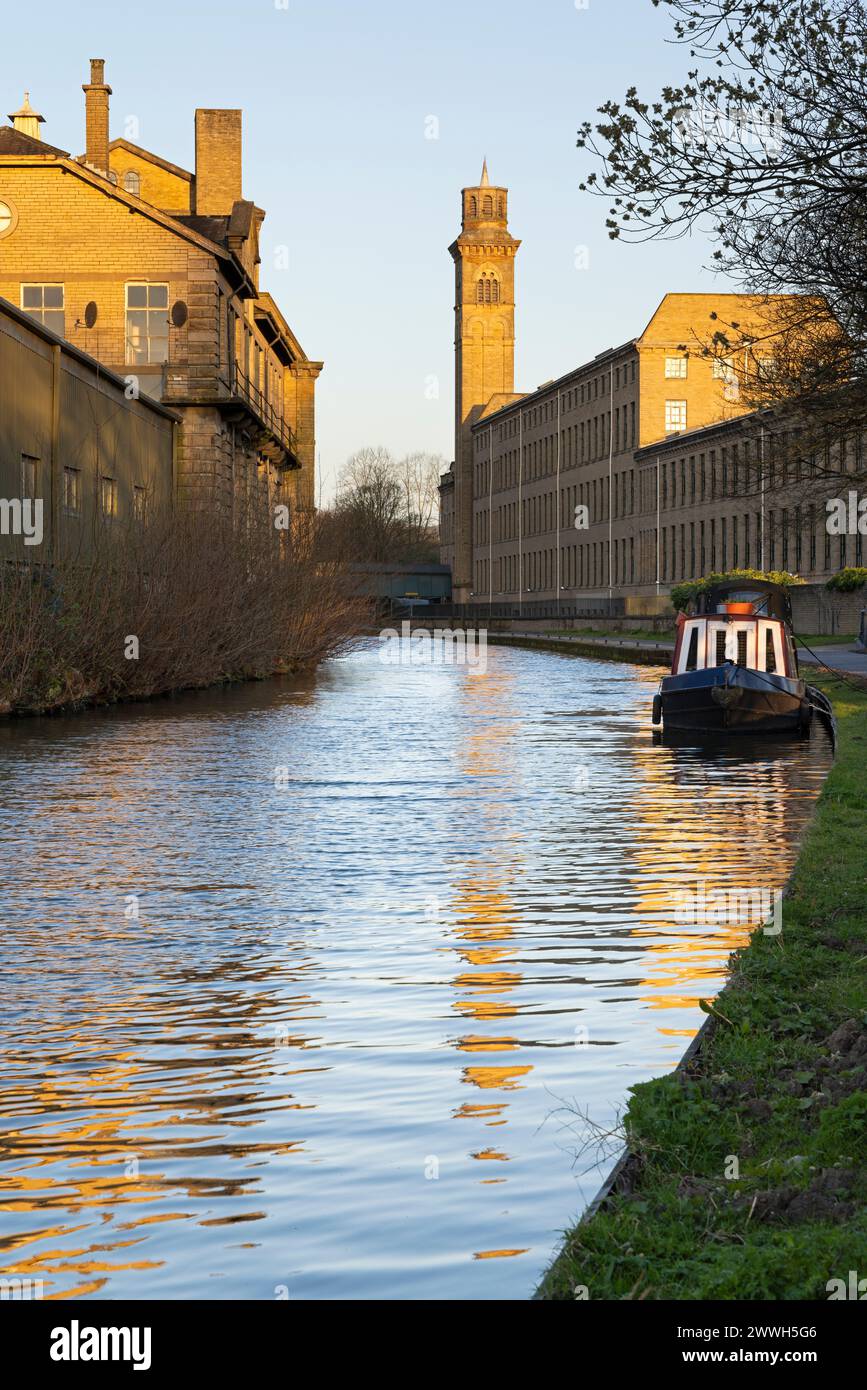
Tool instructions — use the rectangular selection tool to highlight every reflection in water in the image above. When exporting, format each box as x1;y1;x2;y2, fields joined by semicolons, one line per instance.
0;645;831;1298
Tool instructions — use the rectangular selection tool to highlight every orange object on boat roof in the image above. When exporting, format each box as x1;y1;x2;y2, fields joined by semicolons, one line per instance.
723;601;756;615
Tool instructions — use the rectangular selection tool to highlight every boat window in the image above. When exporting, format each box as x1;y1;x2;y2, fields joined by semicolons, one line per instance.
737;630;748;666
765;629;777;673
685;627;699;671
715;630;727;666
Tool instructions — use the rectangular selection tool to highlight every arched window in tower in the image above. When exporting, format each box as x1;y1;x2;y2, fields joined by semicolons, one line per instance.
482;194;493;217
469;195;477;217
476;273;500;304
498;197;505;218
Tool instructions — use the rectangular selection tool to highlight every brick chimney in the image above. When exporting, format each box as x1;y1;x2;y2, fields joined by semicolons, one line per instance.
83;58;111;175
194;109;242;215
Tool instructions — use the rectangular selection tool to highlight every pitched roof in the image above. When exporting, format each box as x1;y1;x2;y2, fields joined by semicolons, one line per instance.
107;137;192;182
173;204;256;250
174;213;230;245
0;124;68;157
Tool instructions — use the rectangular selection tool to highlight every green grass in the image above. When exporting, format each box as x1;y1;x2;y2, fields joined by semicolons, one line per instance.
537;674;867;1301
796;633;858;647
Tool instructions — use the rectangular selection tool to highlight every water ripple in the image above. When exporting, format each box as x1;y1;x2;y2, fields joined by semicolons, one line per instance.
0;643;831;1298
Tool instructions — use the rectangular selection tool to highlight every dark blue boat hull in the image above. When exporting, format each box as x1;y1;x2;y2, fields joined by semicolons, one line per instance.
658;663;808;734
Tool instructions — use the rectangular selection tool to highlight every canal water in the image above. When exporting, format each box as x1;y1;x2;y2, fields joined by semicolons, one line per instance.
0;642;832;1300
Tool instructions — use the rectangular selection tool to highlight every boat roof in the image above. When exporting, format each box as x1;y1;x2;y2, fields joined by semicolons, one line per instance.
695;579;792;622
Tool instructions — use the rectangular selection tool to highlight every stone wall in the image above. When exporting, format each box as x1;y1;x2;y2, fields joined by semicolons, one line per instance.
0;296;175;563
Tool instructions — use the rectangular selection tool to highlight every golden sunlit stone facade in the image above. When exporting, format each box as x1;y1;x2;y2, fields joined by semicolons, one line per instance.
440;168;819;605
0;61;322;519
448;162;521;602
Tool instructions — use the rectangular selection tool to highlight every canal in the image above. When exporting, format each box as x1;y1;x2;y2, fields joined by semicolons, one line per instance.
0;642;833;1299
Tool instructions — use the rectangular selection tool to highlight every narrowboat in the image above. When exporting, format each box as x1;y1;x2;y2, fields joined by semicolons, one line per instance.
651;580;828;737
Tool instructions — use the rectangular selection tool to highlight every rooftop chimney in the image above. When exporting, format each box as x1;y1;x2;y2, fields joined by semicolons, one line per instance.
194;109;242;215
8;92;45;140
83;58;111;175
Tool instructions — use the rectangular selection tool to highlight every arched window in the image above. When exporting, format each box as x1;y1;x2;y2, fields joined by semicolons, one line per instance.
469;195;477;217
123;170;141;196
482;194;493;217
476;273;500;304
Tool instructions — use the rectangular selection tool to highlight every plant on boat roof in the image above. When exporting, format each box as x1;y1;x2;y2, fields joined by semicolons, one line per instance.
669;569;804;613
826;566;867;593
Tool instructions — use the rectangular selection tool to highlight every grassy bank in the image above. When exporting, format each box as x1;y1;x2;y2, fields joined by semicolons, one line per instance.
538;673;867;1301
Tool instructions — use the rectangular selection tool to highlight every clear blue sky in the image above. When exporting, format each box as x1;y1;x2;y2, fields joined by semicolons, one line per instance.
2;0;728;500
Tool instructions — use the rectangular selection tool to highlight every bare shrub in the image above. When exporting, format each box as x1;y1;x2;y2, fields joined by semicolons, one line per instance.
0;504;369;715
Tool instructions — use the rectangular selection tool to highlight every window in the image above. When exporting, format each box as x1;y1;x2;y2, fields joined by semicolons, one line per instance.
63;467;81;515
476;274;499;304
665;400;687;434
100;476;118;518
665;356;688;379
0;198;18;239
133;485;146;523
21;454;38;499
712;356;734;379
123;170;141;196
482;194;493;217
21;284;65;335
125;283;169;364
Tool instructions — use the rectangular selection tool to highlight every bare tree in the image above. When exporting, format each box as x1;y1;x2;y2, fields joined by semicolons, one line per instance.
396;451;443;560
577;0;867;510
333;447;406;562
327;447;446;563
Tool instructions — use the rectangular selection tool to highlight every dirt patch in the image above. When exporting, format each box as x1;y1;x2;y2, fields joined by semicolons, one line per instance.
732;1167;858;1224
824;1019;867;1061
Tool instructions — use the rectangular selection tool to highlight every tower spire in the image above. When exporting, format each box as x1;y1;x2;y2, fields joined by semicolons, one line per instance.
448;167;520;602
8;91;45;140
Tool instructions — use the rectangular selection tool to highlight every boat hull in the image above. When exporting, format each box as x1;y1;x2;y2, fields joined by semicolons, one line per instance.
658;663;808;735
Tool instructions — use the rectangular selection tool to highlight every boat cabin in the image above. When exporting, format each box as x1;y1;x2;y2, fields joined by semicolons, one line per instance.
672;582;799;679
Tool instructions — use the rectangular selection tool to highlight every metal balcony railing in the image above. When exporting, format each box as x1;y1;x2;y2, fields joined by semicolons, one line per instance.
230;364;298;460
160;363;299;463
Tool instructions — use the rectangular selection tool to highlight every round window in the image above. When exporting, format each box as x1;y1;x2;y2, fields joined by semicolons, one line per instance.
0;199;18;238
